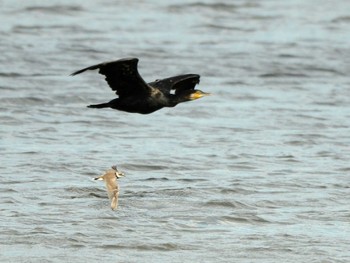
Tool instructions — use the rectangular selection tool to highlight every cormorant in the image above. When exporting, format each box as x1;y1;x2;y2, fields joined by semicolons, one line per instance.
93;165;125;210
71;58;210;114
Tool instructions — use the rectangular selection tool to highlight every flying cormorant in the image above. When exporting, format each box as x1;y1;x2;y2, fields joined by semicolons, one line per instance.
71;58;210;114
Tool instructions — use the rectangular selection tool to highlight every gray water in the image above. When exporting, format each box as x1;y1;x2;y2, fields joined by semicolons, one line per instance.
1;0;350;262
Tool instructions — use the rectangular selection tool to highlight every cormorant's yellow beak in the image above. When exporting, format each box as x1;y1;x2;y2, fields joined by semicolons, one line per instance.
190;90;211;100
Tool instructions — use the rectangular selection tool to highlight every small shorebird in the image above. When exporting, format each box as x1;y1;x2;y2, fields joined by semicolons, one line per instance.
94;165;125;210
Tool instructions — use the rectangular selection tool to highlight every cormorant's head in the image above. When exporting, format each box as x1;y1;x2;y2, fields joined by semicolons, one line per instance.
173;89;210;105
187;90;211;101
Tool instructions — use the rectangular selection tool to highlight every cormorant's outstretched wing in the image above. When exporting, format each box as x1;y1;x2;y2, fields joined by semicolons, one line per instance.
148;74;200;95
71;58;150;98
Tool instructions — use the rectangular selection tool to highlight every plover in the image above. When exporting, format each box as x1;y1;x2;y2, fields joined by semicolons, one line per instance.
94;165;125;210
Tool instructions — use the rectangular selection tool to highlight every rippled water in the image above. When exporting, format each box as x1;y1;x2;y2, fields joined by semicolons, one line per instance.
1;0;350;262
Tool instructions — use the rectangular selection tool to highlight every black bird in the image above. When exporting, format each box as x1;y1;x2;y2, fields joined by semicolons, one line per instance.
71;58;210;114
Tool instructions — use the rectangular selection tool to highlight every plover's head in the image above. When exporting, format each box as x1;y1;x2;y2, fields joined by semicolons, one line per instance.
111;165;125;179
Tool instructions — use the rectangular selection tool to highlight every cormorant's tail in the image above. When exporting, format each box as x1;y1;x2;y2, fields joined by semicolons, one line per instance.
87;103;109;109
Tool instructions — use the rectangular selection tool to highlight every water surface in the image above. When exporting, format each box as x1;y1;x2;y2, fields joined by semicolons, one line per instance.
1;1;350;262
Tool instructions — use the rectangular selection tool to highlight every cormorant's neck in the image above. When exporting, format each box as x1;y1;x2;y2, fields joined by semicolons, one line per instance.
169;94;189;106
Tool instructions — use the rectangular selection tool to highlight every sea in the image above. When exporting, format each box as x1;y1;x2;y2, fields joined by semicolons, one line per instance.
1;0;349;262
